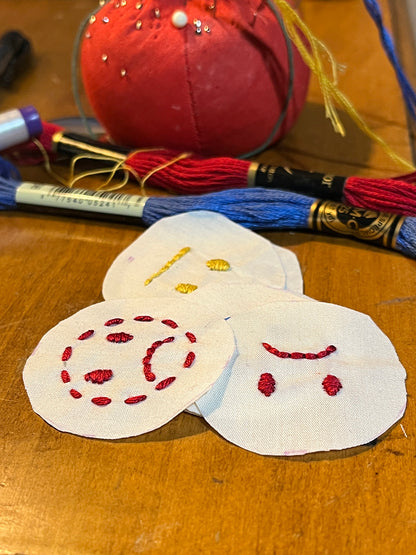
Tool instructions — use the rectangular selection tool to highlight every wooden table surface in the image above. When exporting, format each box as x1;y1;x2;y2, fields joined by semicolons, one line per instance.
1;1;415;553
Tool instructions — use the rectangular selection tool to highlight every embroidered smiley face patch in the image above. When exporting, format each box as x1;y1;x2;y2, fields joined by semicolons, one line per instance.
102;210;303;301
195;299;407;455
23;298;235;439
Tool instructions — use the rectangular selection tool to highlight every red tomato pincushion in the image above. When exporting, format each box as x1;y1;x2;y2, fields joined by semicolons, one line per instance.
80;0;310;157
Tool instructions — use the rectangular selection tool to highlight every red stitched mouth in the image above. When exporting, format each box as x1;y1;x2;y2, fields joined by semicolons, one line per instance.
84;369;113;384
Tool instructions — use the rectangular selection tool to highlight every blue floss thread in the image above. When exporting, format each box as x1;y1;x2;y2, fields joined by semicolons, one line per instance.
0;155;415;258
0;156;20;180
363;0;416;120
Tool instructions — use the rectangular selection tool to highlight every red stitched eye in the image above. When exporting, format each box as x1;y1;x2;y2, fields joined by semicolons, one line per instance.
258;373;276;397
322;374;342;396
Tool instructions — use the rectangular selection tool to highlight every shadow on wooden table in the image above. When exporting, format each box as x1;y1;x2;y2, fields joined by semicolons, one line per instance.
110;407;399;464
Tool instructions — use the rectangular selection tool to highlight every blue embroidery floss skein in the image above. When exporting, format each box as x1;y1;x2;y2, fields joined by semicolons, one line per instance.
0;155;415;259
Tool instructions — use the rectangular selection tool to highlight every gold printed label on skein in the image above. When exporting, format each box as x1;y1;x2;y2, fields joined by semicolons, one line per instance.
308;200;405;248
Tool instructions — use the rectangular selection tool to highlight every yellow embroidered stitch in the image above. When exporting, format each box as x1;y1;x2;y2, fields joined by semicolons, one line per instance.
206;259;230;271
144;247;191;286
175;283;198;294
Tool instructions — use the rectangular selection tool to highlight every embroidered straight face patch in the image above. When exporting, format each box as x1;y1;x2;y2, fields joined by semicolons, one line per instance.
102;211;303;301
23;298;235;439
195;299;407;456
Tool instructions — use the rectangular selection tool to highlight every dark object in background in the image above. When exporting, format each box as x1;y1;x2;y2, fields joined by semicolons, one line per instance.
0;30;32;88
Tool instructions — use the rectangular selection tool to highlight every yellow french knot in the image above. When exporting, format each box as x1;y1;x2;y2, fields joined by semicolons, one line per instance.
175;283;198;294
206;259;230;271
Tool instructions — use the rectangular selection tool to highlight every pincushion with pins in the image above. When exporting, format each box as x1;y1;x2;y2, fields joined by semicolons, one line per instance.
80;0;310;157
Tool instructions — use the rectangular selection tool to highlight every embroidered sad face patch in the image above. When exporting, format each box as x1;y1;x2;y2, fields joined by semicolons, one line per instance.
196;299;407;455
23;298;235;439
102;210;303;301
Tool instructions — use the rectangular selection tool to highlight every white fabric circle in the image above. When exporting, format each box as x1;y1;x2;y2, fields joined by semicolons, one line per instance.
23;298;236;439
102;211;302;300
196;300;407;455
185;285;309;416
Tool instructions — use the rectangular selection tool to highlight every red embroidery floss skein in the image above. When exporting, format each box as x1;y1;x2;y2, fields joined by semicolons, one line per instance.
8;120;416;218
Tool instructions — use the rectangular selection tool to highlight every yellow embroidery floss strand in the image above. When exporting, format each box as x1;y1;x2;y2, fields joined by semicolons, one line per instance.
269;0;414;171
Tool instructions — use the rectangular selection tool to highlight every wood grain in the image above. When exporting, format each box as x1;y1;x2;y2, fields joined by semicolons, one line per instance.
0;1;415;554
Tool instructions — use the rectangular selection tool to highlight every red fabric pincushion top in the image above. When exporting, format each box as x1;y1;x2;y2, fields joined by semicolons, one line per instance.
80;0;309;157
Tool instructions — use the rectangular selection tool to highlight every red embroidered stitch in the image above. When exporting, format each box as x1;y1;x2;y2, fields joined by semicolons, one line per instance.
124;395;147;404
62;346;72;362
61;370;71;383
185;332;197;343
142;336;175;381
155;376;176;390
84;369;113;384
143;362;156;382
162;336;175;343
104;318;124;326
91;396;112;406
61;316;198;407
70;389;82;399
106;332;134;343
78;329;95;340
184;352;196;368
161;319;178;328
134;315;154;322
322;374;343;396
262;342;337;359
258;373;276;397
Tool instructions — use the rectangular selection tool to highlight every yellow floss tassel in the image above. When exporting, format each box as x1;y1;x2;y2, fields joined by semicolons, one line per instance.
270;0;415;171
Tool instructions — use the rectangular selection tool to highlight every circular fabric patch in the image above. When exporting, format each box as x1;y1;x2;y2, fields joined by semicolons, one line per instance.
102;211;298;300
185;284;308;415
196;300;407;455
23;298;235;439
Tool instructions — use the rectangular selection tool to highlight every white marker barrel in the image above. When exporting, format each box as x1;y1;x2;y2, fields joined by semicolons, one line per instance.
0;106;42;150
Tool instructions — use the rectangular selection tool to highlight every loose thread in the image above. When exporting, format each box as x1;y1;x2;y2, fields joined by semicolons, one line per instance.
270;0;415;171
32;138;69;186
